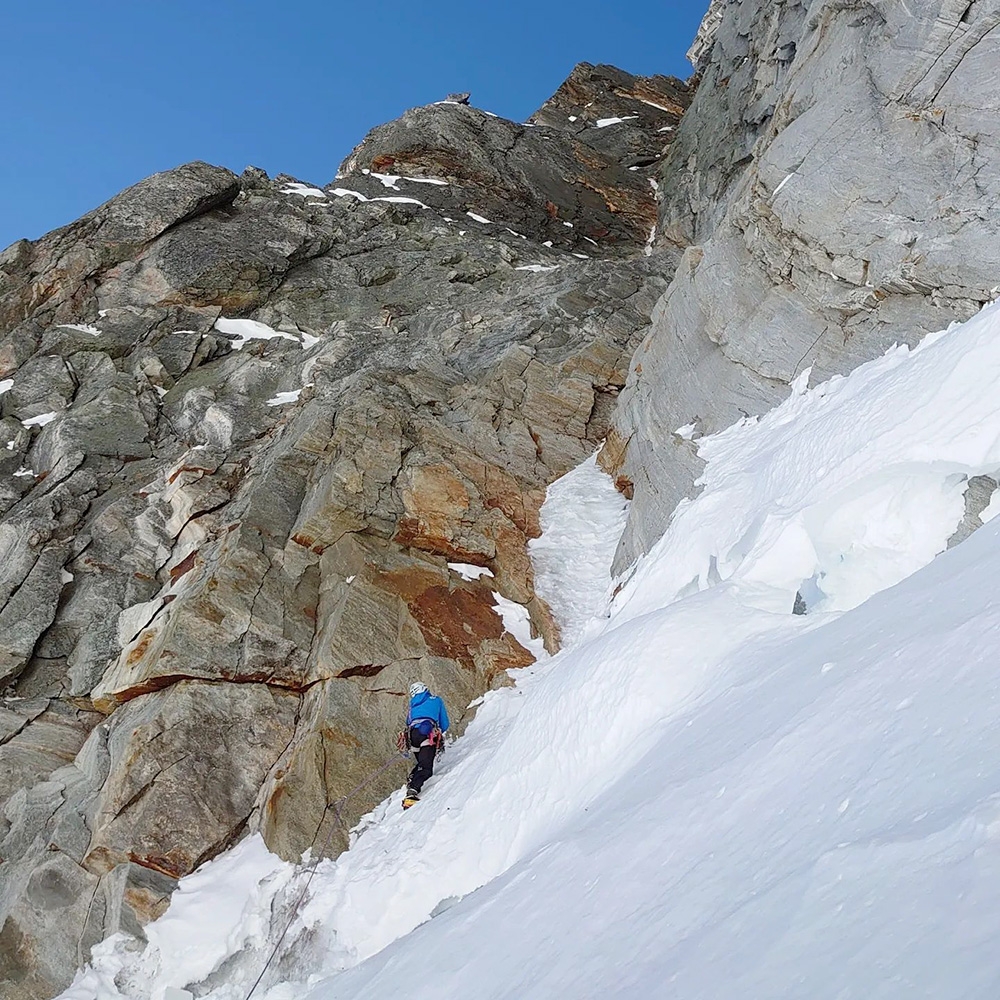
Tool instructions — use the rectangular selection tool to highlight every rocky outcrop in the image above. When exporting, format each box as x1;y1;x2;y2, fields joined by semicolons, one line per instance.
8;4;997;991
529;62;690;172
0;66;691;997
687;0;726;72
605;0;1000;568
339;64;690;258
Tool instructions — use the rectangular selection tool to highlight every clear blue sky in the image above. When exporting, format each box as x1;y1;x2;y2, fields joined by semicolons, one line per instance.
0;1;708;250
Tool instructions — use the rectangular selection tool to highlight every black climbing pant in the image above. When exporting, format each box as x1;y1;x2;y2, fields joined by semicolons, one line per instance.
408;725;437;793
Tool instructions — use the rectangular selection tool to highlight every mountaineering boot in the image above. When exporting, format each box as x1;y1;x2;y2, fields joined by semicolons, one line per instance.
402;787;420;809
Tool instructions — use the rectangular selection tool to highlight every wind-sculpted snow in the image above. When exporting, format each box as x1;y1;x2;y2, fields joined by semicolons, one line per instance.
614;302;1000;621
58;300;1000;998
610;0;1000;568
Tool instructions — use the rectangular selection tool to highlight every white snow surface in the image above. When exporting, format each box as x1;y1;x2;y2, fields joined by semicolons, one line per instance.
491;592;546;662
614;306;1000;620
265;385;311;407
637;97;678;112
363;169;448;188
60;838;295;1000
528;453;629;647
281;183;327;199
330;188;368;201
330;188;430;209
447;563;494;582
57;322;102;335
373;196;429;207
58;302;1000;1000
980;489;1000;524
21;411;57;428
595;115;639;128
0;378;13;395
214;317;302;350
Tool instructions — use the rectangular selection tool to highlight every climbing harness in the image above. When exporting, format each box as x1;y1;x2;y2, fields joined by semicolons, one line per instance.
397;724;445;752
243;750;410;1000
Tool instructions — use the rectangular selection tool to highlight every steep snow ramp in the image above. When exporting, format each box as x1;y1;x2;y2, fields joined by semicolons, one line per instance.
313;518;1000;999
528;452;629;647
298;300;1000;997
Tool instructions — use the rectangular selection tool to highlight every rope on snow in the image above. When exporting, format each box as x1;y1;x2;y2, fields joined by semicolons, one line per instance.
243;751;411;1000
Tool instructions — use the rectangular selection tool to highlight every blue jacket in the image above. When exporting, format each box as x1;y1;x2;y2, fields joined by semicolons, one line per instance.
407;690;449;734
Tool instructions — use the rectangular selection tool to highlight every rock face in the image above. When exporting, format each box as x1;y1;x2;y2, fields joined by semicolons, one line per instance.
605;0;1000;568
0;66;691;997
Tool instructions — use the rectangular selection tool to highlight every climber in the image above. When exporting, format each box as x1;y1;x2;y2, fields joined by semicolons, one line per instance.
403;681;450;806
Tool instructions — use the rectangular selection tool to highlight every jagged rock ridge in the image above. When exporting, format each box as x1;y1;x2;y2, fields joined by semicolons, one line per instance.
0;64;691;998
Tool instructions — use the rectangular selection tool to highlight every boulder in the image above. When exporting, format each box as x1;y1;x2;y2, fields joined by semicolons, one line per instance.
85;681;298;878
0;162;239;336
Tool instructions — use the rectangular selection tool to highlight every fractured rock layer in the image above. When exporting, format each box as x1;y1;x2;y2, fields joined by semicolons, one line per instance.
0;65;691;997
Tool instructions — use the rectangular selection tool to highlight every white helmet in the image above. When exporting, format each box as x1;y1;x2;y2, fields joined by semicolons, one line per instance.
409;681;428;698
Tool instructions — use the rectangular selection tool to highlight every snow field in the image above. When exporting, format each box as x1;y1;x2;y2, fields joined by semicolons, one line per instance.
614;305;1000;622
287;590;784;972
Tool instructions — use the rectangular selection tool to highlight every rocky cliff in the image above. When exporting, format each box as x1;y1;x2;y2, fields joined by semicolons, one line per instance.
6;1;1000;993
603;0;1000;569
0;64;690;998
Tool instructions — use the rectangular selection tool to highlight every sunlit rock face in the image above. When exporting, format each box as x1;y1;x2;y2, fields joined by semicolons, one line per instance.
0;63;691;998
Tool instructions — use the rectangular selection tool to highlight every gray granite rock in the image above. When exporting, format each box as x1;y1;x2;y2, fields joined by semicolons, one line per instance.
948;475;999;549
85;681;298;878
337;67;690;257
606;0;1000;567
0;162;239;339
688;0;726;72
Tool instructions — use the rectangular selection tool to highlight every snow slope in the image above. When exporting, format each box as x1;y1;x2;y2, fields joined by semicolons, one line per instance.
318;521;1000;999
529;453;629;647
59;303;1000;999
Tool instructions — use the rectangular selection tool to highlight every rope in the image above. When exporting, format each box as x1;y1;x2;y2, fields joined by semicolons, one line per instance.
243;751;411;1000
